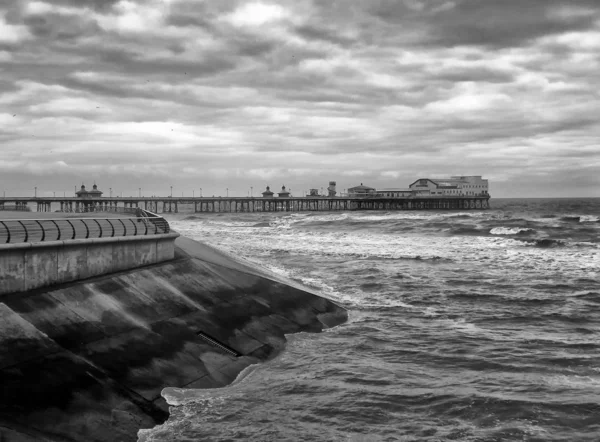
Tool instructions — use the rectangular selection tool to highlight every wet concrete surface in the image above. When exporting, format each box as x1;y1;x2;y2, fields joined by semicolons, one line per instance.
0;236;347;442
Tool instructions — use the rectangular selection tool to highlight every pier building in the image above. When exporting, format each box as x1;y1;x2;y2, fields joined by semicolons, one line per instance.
327;181;337;197
348;183;376;198
408;176;489;197
450;175;489;196
278;185;290;198
376;188;413;198
262;186;274;198
75;183;103;199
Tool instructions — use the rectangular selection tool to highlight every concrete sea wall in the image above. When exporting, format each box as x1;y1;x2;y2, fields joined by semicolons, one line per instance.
0;236;347;442
0;233;179;295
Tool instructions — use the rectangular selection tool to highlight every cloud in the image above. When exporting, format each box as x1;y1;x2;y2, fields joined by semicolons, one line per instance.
370;0;600;48
0;0;598;197
0;15;30;43
225;2;289;27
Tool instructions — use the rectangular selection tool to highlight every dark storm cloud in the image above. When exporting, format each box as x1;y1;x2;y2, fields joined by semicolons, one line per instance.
427;66;515;84
294;24;358;47
39;0;122;12
369;0;600;48
23;12;101;40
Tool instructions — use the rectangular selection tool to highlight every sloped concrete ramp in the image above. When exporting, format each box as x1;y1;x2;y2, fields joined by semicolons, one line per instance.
0;237;347;442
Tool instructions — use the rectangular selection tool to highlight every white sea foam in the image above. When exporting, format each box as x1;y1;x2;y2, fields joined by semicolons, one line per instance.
490;227;534;235
544;374;600;390
175;218;596;279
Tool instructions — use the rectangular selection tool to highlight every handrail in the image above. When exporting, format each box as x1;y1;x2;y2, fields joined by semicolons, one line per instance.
0;216;171;244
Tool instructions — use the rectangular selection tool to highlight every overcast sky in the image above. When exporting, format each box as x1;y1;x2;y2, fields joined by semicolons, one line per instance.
1;0;599;198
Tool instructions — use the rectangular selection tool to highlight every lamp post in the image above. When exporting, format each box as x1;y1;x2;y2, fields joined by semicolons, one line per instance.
110;187;112;197
139;188;141;197
34;187;37;197
53;192;55;197
170;186;173;197
193;189;195;198
200;188;202;197
250;186;253;197
226;188;229;197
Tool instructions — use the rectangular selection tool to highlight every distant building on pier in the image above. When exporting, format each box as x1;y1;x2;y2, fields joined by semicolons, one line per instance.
75;183;103;199
277;185;290;198
376;188;413;198
408;176;489;196
327;181;337;197
348;183;376;198
262;186;274;198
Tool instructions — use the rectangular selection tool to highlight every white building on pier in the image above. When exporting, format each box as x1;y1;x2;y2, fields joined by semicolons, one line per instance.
408;176;489;196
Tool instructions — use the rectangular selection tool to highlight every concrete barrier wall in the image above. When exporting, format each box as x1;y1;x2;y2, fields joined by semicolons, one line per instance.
0;233;179;295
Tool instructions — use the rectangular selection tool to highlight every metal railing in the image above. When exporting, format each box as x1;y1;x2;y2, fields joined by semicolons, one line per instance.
0;216;171;244
59;206;138;214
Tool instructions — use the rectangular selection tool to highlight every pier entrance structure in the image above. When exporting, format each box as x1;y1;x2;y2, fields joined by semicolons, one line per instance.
0;196;490;214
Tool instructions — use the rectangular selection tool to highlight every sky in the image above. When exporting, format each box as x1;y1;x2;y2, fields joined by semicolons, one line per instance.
1;0;599;198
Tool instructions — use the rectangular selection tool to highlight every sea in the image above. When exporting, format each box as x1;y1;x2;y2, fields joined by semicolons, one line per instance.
138;198;600;442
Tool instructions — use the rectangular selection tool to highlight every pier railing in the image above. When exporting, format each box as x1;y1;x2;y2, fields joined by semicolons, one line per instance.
60;206;138;214
0;216;171;244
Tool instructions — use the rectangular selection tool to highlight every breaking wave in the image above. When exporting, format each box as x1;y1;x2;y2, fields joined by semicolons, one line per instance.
490;227;536;235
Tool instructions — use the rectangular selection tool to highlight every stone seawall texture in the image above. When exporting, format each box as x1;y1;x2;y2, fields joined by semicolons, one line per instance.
0;236;347;442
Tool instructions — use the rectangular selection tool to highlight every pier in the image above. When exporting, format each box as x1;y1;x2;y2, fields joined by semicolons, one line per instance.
0;196;490;214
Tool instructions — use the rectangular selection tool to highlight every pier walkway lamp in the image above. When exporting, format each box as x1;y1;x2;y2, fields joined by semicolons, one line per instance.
170;186;173;197
251;186;253;197
226;188;229;197
109;188;112;197
139;188;141;197
34;187;37;197
200;188;202;197
193;189;195;197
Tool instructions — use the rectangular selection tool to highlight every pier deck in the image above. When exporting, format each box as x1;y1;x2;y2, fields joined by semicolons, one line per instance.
0;196;490;214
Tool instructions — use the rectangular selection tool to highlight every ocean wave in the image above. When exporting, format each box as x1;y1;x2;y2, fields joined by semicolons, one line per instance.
444;214;477;219
573;241;600;248
571;292;600;304
528;238;566;248
512;238;566;248
448;225;484;235
183;215;202;221
251;222;271;227
490;227;536;235
561;215;600;223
